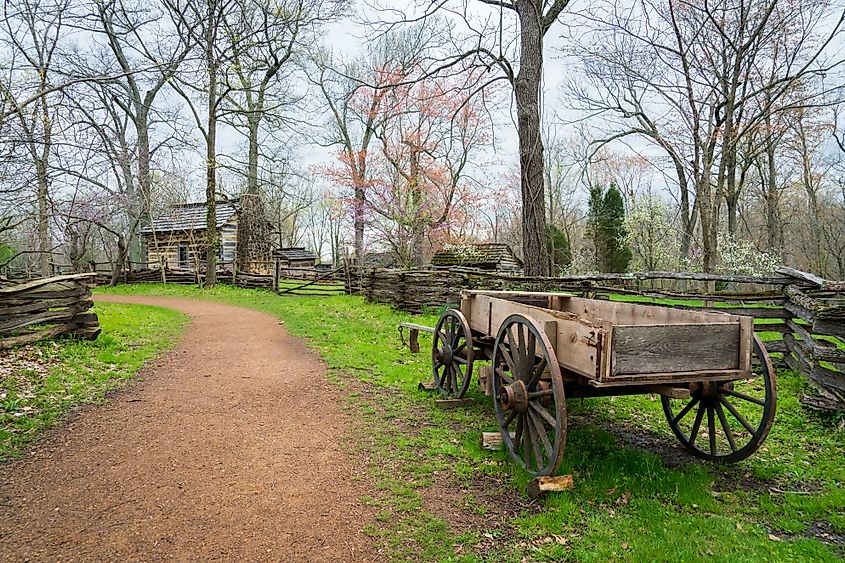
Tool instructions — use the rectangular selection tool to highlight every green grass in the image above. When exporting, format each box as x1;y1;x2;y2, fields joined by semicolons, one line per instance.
0;302;187;460
95;283;845;561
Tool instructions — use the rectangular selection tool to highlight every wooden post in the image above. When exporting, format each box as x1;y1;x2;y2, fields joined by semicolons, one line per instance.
232;260;238;287
160;255;166;284
477;366;494;396
409;328;420;353
273;259;280;293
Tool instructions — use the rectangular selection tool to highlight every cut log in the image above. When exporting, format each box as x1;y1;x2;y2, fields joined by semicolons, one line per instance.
481;431;515;450
527;475;574;498
435;398;473;408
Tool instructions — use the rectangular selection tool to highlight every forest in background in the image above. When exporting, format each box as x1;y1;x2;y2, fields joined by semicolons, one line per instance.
1;0;845;280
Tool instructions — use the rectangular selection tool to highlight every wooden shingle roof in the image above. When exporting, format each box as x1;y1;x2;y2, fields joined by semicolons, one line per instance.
141;200;238;235
273;247;317;262
430;243;523;269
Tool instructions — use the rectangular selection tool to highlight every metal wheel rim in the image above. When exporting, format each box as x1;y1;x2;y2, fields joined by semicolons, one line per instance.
431;309;474;399
492;313;567;477
661;335;777;463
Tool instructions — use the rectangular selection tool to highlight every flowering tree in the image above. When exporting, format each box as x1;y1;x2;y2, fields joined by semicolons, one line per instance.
322;63;492;266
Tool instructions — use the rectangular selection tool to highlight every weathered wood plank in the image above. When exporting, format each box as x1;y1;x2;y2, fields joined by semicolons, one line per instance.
784;335;845;392
0;324;76;349
611;323;741;376
786;319;845;363
0;273;96;295
465;293;605;379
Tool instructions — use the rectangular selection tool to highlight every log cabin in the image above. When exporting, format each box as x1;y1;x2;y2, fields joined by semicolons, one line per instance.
141;199;241;269
273;247;318;269
430;243;523;273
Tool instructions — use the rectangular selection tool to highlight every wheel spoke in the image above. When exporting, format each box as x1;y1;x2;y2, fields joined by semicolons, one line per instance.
525;331;536;377
672;396;700;424
689;401;706;447
454;342;467;354
722;387;765;407
506;325;520;365
527;389;554;399
517;324;527;374
527;357;547;390
454;356;467;364
707;404;717;456
513;414;524;448
503;410;518;428
529;401;557;427
529;417;544;469
495;366;514;384
719;395;756;435
522;416;532;469
500;345;517;374
528;409;552;457
437;330;448;345
715;400;738;452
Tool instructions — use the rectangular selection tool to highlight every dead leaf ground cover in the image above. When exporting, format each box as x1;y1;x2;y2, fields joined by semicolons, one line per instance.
96;284;844;561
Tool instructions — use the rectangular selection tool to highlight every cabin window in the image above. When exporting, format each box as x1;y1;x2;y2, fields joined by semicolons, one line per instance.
178;244;189;268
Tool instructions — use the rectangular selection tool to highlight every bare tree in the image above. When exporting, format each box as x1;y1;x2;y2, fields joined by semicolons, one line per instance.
1;0;73;275
568;0;845;271
82;0;192;264
165;0;249;286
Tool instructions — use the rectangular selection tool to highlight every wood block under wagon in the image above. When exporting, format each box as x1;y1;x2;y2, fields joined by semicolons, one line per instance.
610;323;740;376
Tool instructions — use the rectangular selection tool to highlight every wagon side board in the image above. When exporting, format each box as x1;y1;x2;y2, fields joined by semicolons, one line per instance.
611;322;740;376
461;293;607;379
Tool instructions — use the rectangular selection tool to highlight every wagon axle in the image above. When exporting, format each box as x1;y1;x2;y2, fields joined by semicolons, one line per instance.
498;380;529;413
433;345;453;366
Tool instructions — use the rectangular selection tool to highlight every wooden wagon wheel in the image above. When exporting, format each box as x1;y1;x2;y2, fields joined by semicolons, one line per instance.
432;309;475;398
661;334;777;463
492;314;567;477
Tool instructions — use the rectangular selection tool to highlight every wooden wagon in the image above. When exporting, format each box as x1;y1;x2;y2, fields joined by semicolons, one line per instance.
430;291;777;477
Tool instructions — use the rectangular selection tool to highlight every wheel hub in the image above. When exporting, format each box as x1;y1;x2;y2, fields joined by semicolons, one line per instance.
434;345;453;365
498;380;529;413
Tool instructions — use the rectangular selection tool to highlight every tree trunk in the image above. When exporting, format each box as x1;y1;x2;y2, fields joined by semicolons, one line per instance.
698;175;716;272
514;1;550;276
205;59;219;287
353;183;365;259
246;115;259;195
109;234;127;287
763;137;783;252
135;106;152;267
36;160;50;276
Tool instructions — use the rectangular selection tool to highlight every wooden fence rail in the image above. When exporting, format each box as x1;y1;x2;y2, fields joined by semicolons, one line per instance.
346;266;845;412
0;273;101;350
90;262;346;296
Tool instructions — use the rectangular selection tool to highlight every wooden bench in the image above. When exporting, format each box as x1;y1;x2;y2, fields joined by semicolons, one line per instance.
398;322;435;353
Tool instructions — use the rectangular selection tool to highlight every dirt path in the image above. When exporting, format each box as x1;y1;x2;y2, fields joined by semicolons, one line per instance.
0;296;377;562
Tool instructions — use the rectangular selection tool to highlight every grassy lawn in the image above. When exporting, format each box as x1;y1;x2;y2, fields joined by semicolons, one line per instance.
0;302;187;461
96;284;844;561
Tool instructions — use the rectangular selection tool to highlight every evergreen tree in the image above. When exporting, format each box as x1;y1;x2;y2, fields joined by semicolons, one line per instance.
588;184;632;272
547;224;572;273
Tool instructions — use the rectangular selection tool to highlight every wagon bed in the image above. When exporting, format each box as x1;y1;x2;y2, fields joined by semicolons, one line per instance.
461;291;755;386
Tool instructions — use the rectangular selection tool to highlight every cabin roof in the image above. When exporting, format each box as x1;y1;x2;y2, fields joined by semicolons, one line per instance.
430;243;523;268
273;247;317;262
141;200;238;235
354;251;399;268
